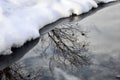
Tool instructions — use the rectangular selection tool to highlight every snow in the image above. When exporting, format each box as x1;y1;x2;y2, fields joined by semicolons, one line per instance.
0;0;117;55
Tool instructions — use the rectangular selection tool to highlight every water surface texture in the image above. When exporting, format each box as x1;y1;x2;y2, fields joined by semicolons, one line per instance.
0;2;120;80
17;3;120;80
79;3;120;55
76;3;120;80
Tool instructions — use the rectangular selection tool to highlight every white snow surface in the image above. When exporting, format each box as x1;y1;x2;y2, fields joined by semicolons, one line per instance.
0;0;117;55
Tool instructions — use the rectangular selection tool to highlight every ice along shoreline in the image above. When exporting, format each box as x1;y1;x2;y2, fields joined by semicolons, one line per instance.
0;1;120;70
0;0;118;55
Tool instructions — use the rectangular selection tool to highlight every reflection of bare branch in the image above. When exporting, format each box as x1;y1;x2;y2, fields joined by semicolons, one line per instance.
48;23;90;68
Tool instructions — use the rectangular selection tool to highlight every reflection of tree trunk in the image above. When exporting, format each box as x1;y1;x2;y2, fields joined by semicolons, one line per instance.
0;71;3;80
0;66;25;80
3;67;14;80
0;67;13;80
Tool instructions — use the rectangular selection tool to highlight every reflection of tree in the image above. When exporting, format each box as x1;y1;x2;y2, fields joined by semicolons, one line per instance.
0;23;90;80
48;23;90;69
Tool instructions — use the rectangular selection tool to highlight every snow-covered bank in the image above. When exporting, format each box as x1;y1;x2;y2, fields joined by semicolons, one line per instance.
0;0;117;55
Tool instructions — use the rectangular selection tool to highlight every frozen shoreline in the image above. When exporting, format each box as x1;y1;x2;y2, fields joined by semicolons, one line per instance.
0;1;120;70
0;0;117;55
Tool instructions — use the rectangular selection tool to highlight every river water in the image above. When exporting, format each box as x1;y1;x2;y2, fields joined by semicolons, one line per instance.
0;2;120;80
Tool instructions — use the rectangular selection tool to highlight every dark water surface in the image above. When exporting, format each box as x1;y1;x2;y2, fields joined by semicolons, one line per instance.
0;2;120;80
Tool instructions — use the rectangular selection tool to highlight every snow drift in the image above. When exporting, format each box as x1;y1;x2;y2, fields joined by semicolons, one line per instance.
0;0;117;55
